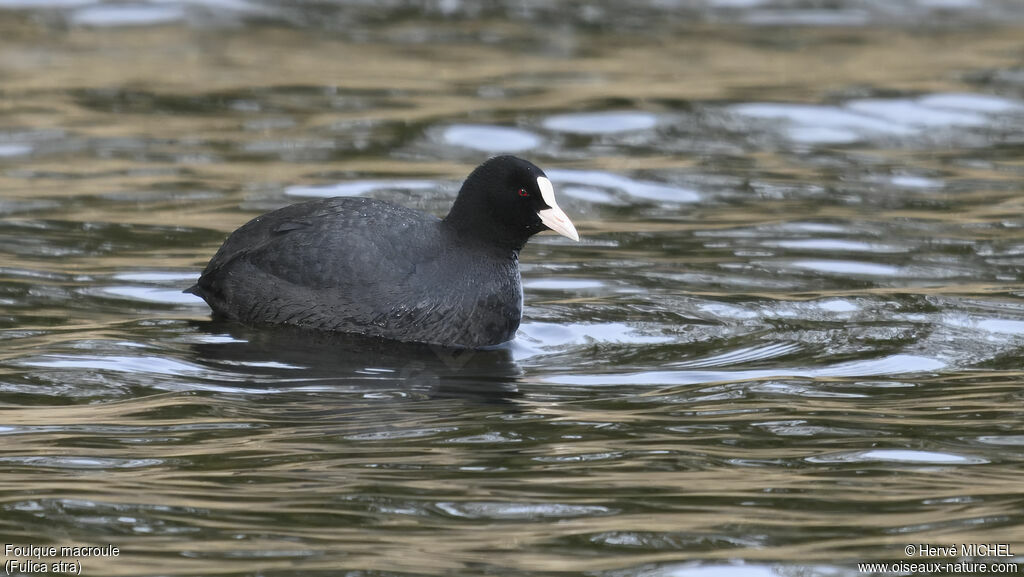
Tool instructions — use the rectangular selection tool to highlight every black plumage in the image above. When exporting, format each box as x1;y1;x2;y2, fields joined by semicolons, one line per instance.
186;156;578;348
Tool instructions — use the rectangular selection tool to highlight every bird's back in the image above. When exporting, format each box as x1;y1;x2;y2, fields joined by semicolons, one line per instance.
188;197;522;347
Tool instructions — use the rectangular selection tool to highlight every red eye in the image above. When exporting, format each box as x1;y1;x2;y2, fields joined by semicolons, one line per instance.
518;188;530;197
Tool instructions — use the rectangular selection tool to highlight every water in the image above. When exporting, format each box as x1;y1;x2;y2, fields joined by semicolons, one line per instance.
2;1;1024;576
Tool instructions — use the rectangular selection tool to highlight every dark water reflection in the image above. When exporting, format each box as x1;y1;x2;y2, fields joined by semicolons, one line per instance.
2;1;1024;576
189;322;524;402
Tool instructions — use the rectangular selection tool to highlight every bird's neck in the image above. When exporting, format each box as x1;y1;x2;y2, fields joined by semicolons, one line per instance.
443;204;529;254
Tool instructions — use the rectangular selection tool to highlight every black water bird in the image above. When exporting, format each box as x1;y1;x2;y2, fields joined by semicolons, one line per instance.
186;155;579;348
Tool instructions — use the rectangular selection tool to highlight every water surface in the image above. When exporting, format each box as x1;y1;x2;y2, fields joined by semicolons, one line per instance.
1;1;1023;576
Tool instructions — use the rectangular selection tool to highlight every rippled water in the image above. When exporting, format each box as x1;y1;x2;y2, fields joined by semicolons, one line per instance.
2;1;1024;576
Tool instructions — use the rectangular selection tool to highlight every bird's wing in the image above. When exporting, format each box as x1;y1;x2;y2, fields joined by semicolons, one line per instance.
199;197;438;291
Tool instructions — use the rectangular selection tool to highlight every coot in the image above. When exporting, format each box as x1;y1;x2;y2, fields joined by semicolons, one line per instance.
186;155;579;348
